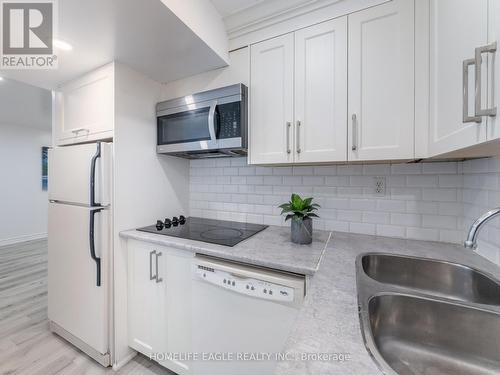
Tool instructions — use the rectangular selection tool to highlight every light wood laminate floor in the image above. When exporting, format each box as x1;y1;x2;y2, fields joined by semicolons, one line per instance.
0;239;174;375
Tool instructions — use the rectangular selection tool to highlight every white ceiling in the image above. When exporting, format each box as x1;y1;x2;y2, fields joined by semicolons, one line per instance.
0;79;51;130
211;0;266;18
0;0;227;89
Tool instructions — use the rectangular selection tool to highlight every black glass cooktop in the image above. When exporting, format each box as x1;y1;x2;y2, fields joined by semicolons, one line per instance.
137;217;268;247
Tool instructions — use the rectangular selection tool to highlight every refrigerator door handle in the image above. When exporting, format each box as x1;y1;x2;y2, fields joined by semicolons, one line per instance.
89;208;103;287
90;142;102;207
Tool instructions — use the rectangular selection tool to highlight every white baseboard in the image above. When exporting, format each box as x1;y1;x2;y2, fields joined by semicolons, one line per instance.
113;350;137;371
0;233;48;247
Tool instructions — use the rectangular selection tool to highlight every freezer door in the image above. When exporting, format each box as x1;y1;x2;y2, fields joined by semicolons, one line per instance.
48;142;112;206
48;202;110;354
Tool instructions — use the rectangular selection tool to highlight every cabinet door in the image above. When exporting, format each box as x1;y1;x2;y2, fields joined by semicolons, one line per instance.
428;0;488;156
249;34;294;164
127;241;166;356
294;18;348;163
487;0;500;140
54;63;114;145
157;250;193;375
348;0;415;161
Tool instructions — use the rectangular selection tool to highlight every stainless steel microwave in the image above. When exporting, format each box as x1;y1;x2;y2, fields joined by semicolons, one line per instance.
156;83;248;159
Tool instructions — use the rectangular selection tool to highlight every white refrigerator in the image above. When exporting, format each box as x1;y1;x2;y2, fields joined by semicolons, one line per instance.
47;142;113;367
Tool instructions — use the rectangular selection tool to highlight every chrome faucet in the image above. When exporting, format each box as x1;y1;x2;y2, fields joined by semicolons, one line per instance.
464;208;500;249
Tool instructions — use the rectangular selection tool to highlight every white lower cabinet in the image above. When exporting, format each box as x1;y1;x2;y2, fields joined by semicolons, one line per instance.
127;240;193;375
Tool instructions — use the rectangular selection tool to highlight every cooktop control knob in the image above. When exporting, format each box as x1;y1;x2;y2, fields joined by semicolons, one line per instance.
164;218;172;228
179;215;186;224
156;220;164;230
172;217;179;226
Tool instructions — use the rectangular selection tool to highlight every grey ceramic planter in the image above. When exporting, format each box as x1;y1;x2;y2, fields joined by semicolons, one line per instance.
291;217;313;245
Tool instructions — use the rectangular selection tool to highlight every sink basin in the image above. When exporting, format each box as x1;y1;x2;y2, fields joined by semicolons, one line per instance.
369;294;500;375
362;254;500;305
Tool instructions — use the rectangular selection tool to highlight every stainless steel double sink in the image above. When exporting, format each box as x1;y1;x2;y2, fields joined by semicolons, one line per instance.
356;253;500;375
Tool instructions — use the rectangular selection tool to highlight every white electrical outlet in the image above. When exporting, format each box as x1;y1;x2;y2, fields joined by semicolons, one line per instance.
373;176;386;196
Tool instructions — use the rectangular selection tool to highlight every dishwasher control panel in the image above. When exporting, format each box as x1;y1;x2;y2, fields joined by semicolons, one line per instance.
195;264;295;303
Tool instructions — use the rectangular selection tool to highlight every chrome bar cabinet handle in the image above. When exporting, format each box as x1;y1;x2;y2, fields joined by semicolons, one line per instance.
463;59;482;123
155;252;163;283
149;250;156;281
286;122;291;154
296;120;301;154
351;114;358;151
475;41;497;118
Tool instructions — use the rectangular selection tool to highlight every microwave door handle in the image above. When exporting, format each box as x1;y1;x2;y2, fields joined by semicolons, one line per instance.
208;101;218;142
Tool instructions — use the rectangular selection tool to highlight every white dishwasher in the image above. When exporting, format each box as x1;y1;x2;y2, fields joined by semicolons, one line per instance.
191;255;305;375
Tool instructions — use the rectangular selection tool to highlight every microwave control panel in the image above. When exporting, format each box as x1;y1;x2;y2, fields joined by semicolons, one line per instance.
218;102;241;139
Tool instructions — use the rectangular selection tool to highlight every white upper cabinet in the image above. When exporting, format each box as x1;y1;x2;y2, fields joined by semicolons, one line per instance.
249;0;417;165
487;0;500;140
54;63;114;146
250;34;294;164
348;0;415;161
294;18;348;163
428;0;489;156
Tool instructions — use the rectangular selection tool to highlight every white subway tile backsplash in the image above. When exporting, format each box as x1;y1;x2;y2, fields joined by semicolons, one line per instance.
273;167;292;175
292;166;314;175
362;211;390;224
391;163;422;175
350;176;374;187
376;224;406;238
422;162;458;174
337;165;363;175
422;188;457;202
439;229;463;243
350;222;376;235
363;164;391;176
324;220;349;232
326;176;350;186
303;176;325;186
406;175;438;187
438;175;463;188
314;166;337;175
422;215;457;230
376;199;406;213
263;176;283;185
325;197;350;209
406;227;440;241
350;199;377;211
187;156;500;266
337;210;363;222
390;213;422;227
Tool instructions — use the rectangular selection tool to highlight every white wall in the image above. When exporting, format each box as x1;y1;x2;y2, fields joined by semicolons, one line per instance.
160;47;249;101
0;124;51;245
160;0;229;64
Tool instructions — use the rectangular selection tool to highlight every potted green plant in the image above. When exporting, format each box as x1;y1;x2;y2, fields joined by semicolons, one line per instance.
279;193;320;244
